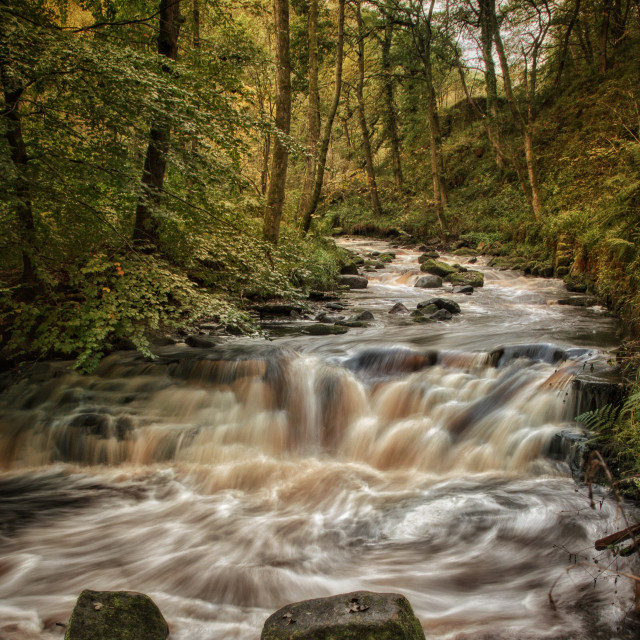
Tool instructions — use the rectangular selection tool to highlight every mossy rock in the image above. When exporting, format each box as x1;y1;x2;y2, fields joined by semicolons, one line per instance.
261;590;425;640
304;324;349;335
451;247;478;256
413;315;434;323
444;270;484;288
378;252;396;263
417;251;440;263
336;321;370;328
420;259;457;277
555;266;570;277
64;590;168;640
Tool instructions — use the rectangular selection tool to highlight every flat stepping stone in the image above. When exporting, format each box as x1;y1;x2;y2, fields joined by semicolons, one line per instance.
260;591;425;640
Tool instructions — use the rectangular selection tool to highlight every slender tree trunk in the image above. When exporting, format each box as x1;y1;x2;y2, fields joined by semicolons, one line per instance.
355;0;382;216
261;131;271;196
301;0;345;234
299;0;321;217
493;13;542;218
0;19;37;285
555;0;581;90
381;18;403;187
478;0;503;169
263;0;292;244
599;0;614;73
133;0;184;247
1;82;36;283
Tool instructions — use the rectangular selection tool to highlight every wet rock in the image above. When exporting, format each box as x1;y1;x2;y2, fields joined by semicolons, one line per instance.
304;324;349;336
315;312;345;323
185;335;218;349
389;303;408;314
339;275;368;289
326;302;346;311
416;304;438;315
336;321;370;328
430;308;453;321
64;590;168;640
260;591;425;640
255;303;306;316
413;314;434;323
418;298;461;314
290;310;302;320
414;275;443;289
453;285;474;295
340;263;360;275
69;413;111;438
308;291;341;301
468;257;478;264
349;310;374;321
418;251;440;262
444;270;484;288
565;281;587;293
420;259;457;277
557;297;598;307
378;252;396;263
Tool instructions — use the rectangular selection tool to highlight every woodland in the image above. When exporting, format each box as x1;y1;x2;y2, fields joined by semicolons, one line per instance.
1;0;640;476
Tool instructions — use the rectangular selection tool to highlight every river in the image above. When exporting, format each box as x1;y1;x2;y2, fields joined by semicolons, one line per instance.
0;238;638;639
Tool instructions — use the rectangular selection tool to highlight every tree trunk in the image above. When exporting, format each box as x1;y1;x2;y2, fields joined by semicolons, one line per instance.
381;18;403;187
301;0;345;234
1;82;36;283
263;0;292;244
355;0;383;217
493;12;542;218
421;39;447;226
133;0;184;248
0;18;37;285
478;0;503;169
599;0;614;73
299;0;321;217
555;0;581;90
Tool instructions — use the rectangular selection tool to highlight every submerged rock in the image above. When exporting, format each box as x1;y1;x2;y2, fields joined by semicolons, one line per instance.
260;591;425;640
453;285;474;295
64;590;168;640
338;274;368;289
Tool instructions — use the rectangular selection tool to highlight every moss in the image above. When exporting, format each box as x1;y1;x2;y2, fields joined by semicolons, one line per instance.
64;590;168;640
444;271;484;287
420;259;457;277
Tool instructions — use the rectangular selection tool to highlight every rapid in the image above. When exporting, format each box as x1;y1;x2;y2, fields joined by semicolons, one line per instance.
0;238;638;640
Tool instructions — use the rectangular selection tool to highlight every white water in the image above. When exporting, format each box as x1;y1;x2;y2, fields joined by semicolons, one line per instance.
0;239;637;639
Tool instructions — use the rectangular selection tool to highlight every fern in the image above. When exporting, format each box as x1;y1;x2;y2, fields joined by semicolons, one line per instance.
575;404;621;434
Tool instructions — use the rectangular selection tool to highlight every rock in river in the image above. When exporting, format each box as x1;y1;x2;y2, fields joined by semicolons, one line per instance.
260;590;425;640
414;275;443;289
338;274;368;289
64;590;168;640
418;297;461;314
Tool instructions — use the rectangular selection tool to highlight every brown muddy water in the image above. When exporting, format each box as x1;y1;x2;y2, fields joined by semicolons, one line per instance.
0;239;638;639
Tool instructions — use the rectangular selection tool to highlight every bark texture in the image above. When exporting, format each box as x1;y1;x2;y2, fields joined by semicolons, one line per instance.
263;0;292;244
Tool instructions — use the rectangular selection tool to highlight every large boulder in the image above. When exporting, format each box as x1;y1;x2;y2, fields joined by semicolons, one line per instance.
260;591;425;640
338;275;368;289
420;259;457;277
414;275;443;289
64;590;168;640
